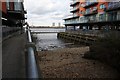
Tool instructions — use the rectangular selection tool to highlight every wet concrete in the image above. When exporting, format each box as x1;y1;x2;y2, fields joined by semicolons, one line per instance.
2;33;26;78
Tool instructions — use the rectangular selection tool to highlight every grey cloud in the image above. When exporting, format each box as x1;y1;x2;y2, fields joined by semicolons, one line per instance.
24;0;70;26
30;6;57;15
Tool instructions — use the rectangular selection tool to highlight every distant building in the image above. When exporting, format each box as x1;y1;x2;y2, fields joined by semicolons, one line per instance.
58;22;61;27
64;0;120;31
52;22;55;26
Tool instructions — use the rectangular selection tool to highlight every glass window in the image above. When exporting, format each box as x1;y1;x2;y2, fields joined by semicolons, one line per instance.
14;2;22;10
108;2;118;8
86;8;90;14
100;4;105;9
80;11;82;14
93;7;97;10
93;0;97;2
99;14;106;21
108;2;112;8
6;0;10;10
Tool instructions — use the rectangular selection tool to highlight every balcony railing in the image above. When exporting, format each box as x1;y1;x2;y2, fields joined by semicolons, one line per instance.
105;2;120;11
7;10;25;20
73;13;79;17
84;9;98;16
64;14;120;25
64;19;80;24
70;6;79;13
70;0;80;6
24;10;27;14
83;2;98;8
82;15;120;23
64;21;80;25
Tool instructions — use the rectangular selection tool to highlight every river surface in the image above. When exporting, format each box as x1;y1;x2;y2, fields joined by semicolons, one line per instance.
31;28;81;51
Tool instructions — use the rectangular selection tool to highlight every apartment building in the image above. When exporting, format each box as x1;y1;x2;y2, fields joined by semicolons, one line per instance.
1;0;27;27
64;0;120;31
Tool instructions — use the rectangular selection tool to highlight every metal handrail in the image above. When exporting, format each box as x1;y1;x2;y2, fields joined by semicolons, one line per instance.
26;26;39;79
27;27;32;42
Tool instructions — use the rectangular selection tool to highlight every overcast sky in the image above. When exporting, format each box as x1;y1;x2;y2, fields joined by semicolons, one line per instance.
24;0;71;26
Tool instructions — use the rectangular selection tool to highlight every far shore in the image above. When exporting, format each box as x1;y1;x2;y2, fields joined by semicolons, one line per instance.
30;26;65;28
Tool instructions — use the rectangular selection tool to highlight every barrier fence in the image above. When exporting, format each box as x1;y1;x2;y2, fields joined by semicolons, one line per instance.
26;26;40;79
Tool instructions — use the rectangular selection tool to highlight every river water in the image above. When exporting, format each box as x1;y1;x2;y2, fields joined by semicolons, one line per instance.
31;28;81;51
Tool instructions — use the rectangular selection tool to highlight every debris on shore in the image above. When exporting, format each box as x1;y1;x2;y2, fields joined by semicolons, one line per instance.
38;47;120;78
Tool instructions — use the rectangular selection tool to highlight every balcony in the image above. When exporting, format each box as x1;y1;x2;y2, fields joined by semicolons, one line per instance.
64;17;80;25
7;2;26;20
64;20;80;25
105;2;120;12
79;17;89;23
24;14;27;19
73;13;79;17
24;10;27;14
70;7;79;13
83;2;98;8
70;0;80;6
87;14;120;23
7;10;26;20
64;13;120;25
84;9;98;16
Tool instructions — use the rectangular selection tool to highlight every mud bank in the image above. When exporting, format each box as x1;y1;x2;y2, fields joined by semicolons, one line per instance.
37;47;120;78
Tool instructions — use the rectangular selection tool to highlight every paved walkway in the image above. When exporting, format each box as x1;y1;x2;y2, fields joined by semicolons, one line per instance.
2;33;26;78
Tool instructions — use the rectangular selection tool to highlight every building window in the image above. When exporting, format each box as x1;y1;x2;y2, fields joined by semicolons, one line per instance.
86;8;90;14
80;11;82;14
81;3;85;7
93;7;97;10
6;0;10;10
108;2;118;8
93;0;97;2
14;2;22;10
100;4;105;9
99;14;106;21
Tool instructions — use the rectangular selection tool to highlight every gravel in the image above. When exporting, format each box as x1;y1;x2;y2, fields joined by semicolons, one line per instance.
37;47;120;78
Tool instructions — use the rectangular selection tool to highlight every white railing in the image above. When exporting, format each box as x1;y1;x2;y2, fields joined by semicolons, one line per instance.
71;5;80;12
73;14;79;17
70;0;80;6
